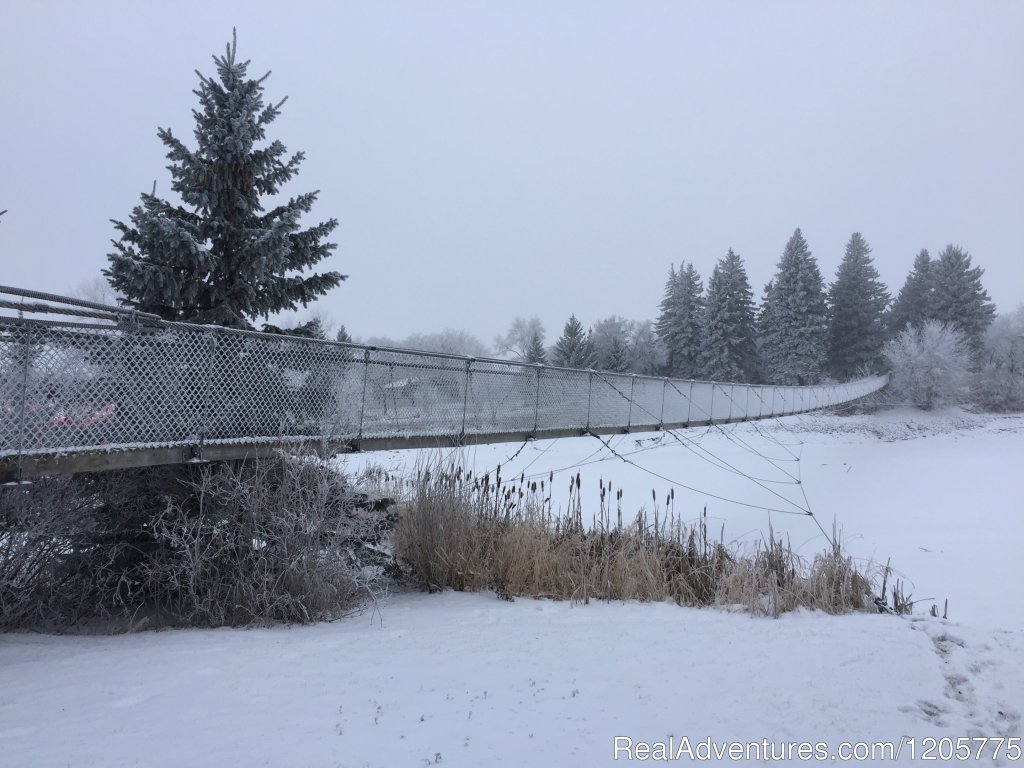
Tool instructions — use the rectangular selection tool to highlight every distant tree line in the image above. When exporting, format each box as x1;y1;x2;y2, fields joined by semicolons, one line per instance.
487;229;999;394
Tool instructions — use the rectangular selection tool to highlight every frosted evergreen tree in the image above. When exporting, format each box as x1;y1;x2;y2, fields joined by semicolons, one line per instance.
928;244;996;357
760;229;829;385
698;249;759;382
826;233;890;379
655;264;679;360
756;279;773;334
604;334;630;373
552;315;595;368
524;330;547;365
886;249;934;336
105;31;343;328
655;263;704;377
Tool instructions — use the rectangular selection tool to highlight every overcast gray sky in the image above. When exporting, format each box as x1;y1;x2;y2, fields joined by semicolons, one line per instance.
2;1;1022;345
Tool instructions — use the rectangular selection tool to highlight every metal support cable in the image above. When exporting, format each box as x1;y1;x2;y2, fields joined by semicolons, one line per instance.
588;432;811;517
600;374;809;510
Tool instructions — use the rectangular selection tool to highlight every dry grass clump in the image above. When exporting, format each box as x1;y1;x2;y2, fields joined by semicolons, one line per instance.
395;460;886;616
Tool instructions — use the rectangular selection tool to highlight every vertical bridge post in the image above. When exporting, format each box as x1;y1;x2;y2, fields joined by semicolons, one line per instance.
460;358;472;442
12;323;33;484
357;348;370;442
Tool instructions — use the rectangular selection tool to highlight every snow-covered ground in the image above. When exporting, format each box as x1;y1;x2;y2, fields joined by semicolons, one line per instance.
2;407;1022;766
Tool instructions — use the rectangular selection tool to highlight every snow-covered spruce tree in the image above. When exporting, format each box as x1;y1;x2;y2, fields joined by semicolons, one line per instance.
826;233;890;379
883;320;972;409
928;244;996;358
886;249;934;336
552;314;595;368
524;330;547;365
604;335;630;373
654;264;679;370
655;263;704;377
759;229;829;385
698;249;759;382
105;32;342;328
755;278;774;371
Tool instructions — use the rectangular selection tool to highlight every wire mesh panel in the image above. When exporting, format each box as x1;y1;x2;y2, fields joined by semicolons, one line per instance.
20;325;188;452
629;376;665;429
536;366;590;433
710;383;733;421
779;387;792;415
360;349;467;439
588;372;634;430
822;385;835;408
464;360;536;436
688;381;715;424
662;379;692;425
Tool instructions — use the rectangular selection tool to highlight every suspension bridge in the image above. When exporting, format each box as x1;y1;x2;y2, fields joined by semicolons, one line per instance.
0;285;888;483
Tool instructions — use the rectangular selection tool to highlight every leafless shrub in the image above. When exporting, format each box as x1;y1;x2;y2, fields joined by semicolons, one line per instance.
0;476;95;628
396;459;884;616
884;321;972;409
0;453;391;630
135;455;379;626
973;305;1024;412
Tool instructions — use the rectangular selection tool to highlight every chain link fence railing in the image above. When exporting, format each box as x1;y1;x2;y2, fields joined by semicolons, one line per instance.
0;286;889;479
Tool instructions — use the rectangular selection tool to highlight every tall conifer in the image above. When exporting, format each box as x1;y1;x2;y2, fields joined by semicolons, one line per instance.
552;315;595;368
760;229;828;384
698;249;759;382
929;244;996;356
106;31;342;328
655;263;704;377
887;249;934;335
827;233;890;378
